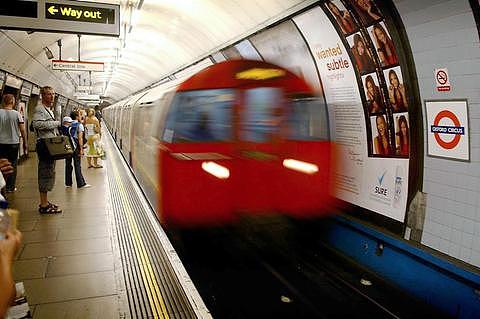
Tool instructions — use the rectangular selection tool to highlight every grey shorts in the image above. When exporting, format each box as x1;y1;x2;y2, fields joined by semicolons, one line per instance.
38;158;56;192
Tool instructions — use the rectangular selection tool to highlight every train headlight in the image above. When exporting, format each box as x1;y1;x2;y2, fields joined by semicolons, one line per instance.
201;162;230;179
282;159;318;175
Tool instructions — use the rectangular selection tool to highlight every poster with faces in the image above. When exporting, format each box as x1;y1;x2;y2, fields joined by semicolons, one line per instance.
325;0;358;35
383;66;408;113
393;112;409;156
367;21;399;67
361;72;385;115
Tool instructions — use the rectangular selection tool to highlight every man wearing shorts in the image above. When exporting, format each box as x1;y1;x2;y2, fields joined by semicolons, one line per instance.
32;86;62;214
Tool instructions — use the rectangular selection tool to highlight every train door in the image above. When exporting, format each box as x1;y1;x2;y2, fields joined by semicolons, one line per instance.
277;96;333;217
160;89;237;227
236;87;285;214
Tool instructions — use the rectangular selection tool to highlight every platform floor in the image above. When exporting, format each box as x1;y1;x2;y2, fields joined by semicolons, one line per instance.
6;151;127;318
5;130;208;319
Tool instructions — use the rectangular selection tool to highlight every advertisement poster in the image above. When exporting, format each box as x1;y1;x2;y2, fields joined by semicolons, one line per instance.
249;20;323;94
234;40;263;61
294;4;409;221
425;100;469;161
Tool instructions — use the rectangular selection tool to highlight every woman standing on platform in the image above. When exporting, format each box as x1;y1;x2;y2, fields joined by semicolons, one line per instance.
84;108;103;168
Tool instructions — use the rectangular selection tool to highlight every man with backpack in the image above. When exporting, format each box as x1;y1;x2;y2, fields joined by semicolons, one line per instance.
62;111;90;189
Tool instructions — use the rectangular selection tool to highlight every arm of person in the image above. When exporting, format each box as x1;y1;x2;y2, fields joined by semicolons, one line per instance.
388;86;395;104
399;84;408;107
18;122;27;154
373;137;380;154
78;130;84;156
0;229;22;318
0;159;14;177
94;118;101;136
367;6;381;20
32;108;60;131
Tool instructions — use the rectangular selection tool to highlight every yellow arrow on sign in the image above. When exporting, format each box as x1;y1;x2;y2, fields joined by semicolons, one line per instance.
48;6;59;15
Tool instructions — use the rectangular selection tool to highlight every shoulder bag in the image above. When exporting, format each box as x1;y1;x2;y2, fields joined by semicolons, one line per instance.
42;135;73;160
35;109;74;160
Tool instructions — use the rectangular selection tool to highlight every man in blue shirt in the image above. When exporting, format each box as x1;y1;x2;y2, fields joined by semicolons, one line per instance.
63;111;90;189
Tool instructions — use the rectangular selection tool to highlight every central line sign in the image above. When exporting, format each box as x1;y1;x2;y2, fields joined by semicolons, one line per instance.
52;60;104;72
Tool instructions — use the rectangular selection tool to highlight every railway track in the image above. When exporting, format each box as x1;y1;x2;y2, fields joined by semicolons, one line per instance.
169;218;450;318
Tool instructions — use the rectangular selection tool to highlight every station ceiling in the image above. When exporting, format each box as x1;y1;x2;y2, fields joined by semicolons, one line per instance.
0;0;314;104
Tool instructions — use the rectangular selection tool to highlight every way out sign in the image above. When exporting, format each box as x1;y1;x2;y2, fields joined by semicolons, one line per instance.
435;68;451;92
425;99;469;161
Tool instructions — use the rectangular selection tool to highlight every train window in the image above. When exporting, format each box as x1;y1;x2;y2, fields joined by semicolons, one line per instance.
163;89;234;143
241;87;284;142
287;97;329;141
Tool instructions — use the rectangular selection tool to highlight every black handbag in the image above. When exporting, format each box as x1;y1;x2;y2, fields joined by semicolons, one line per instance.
41;136;74;160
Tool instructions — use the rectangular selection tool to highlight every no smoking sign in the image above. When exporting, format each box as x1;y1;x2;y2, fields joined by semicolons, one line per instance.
426;100;469;161
434;68;451;92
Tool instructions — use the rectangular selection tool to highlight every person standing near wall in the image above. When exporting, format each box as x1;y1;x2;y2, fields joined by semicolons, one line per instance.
0;94;27;193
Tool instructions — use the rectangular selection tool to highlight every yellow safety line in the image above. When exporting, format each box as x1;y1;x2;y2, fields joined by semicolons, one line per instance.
110;157;169;319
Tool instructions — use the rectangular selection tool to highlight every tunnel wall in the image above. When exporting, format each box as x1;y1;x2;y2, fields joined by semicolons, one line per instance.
394;0;480;267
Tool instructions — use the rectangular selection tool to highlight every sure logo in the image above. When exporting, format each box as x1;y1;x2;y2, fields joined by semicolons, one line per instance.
374;170;388;197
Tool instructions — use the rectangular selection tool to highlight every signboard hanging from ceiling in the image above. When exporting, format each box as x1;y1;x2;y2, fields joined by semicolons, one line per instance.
0;0;120;37
52;60;104;72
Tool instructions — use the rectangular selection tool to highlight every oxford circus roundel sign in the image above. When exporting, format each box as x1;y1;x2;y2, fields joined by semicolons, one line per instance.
432;110;462;149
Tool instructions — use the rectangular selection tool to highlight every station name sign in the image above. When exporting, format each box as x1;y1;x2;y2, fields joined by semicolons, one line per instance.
52;60;104;72
0;0;120;37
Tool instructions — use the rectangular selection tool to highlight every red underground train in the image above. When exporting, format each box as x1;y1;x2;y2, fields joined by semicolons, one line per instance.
104;60;336;228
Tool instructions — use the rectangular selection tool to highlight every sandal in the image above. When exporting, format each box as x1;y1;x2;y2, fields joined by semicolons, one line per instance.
93;165;103;168
39;204;62;214
38;202;59;209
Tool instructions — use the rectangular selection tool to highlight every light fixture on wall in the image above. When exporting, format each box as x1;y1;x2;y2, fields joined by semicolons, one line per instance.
43;46;54;59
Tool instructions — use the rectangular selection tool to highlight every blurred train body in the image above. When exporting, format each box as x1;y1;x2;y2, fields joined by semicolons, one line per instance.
104;60;335;228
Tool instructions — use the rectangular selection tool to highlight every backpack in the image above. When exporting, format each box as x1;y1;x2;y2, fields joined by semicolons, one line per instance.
68;122;80;151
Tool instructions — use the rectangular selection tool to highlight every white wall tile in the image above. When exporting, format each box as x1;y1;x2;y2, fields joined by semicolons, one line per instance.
471;250;480;268
462;218;475;235
422;231;438;250
461;232;473;248
451;229;462;245
396;0;480;267
438;224;451;240
443;212;454;227
451;216;464;231
438;238;451;255
472;235;480;253
460;247;471;263
474;222;480;237
449;242;461;259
